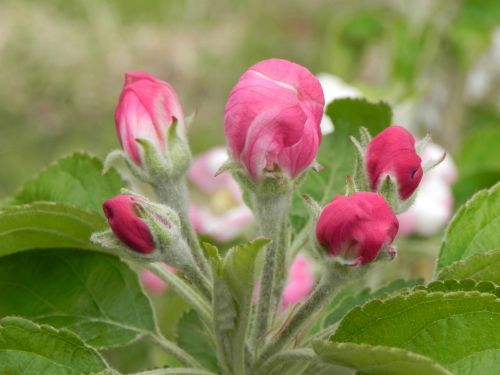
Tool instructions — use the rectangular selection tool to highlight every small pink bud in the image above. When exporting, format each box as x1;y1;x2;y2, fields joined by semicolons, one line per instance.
115;71;185;165
224;58;325;180
103;195;155;253
315;192;399;265
366;126;423;200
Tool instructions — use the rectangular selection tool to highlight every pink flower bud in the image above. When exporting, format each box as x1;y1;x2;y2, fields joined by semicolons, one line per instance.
224;59;325;180
281;254;315;309
103;195;155;253
115;71;185;165
366;126;423;200
316;192;399;265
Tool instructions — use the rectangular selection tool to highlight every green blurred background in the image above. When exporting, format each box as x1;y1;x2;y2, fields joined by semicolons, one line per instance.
1;0;499;203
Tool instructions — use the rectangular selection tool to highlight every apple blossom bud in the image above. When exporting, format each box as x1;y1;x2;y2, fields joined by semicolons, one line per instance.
366;126;423;200
224;58;325;181
315;192;399;265
103;195;155;254
115;71;185;166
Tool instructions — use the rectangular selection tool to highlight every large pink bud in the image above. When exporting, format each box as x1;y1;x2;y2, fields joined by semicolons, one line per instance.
366;126;423;200
103;195;155;253
316;192;399;265
224;59;325;180
115;71;185;165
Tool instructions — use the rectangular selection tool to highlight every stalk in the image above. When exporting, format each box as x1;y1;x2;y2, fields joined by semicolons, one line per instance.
145;263;212;326
251;191;292;353
154;178;211;276
258;264;350;364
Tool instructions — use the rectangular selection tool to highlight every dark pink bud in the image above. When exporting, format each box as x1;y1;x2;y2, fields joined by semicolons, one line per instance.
315;192;399;265
366;126;423;200
115;71;185;165
103;195;155;253
224;59;325;180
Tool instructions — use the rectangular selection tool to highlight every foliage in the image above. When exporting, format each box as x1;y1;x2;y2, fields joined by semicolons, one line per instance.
0;86;498;375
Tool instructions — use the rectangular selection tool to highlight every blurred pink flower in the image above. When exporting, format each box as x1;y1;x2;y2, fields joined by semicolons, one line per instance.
141;264;176;295
281;254;315;309
397;142;457;236
187;147;253;242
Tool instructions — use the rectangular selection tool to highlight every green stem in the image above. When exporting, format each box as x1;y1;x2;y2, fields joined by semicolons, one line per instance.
173;241;212;300
149;332;202;369
258;265;350;364
232;299;252;375
154;178;210;276
145;263;212;326
251;191;292;352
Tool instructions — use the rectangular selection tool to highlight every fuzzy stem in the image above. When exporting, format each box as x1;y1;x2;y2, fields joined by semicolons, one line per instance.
172;240;212;300
149;332;202;369
154;178;210;276
231;298;253;375
145;263;212;326
251;191;292;352
258;264;350;364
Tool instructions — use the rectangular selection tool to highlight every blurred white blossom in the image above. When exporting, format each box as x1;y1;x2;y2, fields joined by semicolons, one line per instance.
398;142;457;236
317;73;361;134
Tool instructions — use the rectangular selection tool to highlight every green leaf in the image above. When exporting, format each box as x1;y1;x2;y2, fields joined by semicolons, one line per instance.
437;182;500;271
291;98;391;232
176;311;218;372
314;341;451;375
0;316;109;375
438;249;500;284
0;202;105;257
9;152;124;214
332;291;500;375
0;248;156;349
414;279;499;297
322;278;422;328
453;128;500;206
222;237;269;307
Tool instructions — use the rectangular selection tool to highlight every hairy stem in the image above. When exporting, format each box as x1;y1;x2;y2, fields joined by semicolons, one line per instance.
145;263;212;326
154;178;210;276
258;265;350;364
251;191;292;353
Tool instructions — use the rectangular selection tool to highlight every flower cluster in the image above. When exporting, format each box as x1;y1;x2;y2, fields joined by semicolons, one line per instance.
93;57;445;374
99;58;438;270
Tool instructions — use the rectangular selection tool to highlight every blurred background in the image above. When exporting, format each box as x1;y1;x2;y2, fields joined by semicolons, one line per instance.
0;0;499;372
1;0;499;201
